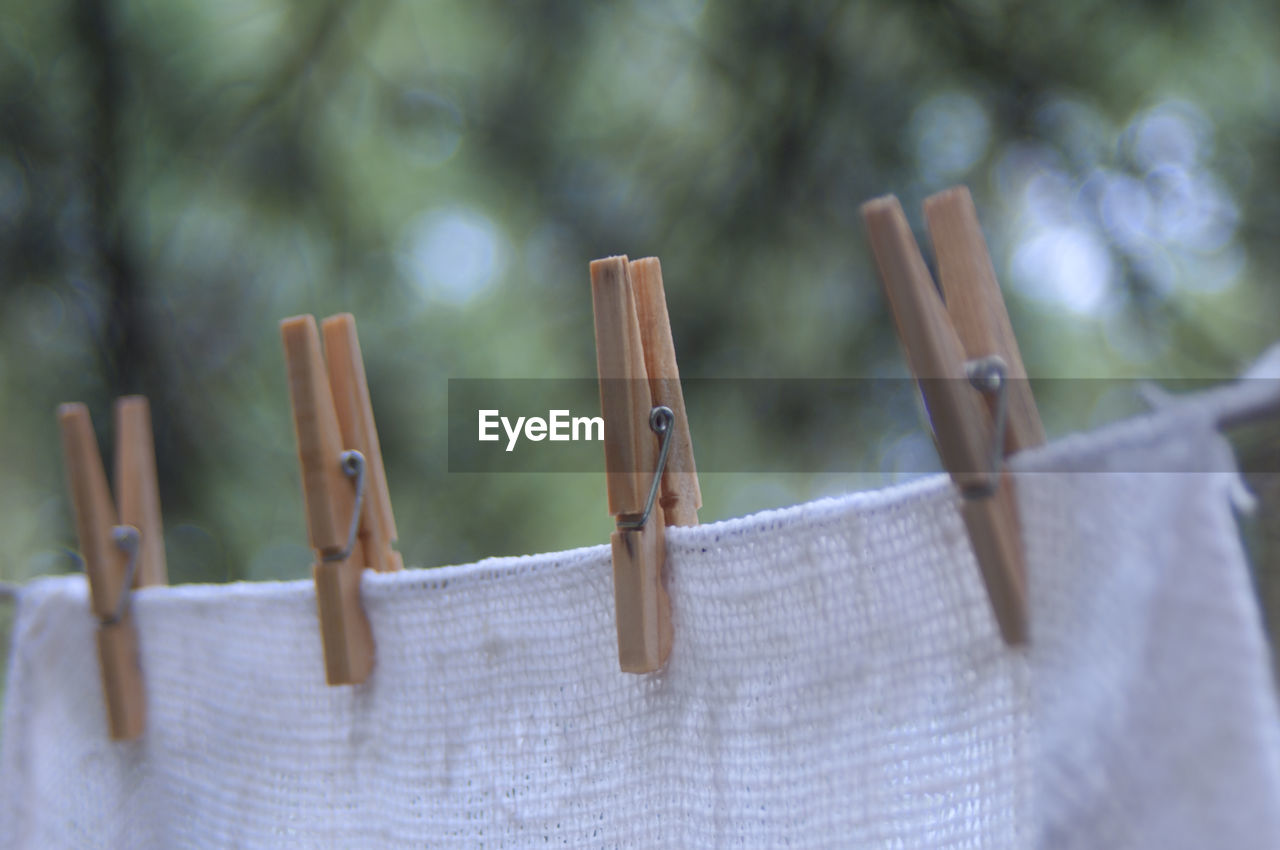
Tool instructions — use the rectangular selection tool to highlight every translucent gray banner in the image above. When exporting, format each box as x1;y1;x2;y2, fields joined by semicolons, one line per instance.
446;378;1280;473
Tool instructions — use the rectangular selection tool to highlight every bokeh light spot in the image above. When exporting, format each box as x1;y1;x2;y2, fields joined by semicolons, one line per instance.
399;209;506;304
911;92;991;183
1012;226;1113;315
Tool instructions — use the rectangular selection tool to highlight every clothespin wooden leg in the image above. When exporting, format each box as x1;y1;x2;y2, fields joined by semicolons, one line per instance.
322;314;403;573
862;194;1030;645
312;558;375;684
591;256;672;673
95;621;144;740
628;257;702;528
861;199;994;487
960;475;1027;642
611;520;672;672
58;403;147;740
115;396;168;588
923;186;1045;453
925;186;1045;643
282;315;375;685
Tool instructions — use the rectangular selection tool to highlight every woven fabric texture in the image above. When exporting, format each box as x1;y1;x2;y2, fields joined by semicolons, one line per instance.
3;403;1279;848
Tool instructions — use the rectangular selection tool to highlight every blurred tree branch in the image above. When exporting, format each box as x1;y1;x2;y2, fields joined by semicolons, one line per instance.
74;0;148;398
225;0;366;142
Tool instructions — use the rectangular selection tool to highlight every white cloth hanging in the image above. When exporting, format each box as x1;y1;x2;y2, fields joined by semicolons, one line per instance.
3;396;1279;848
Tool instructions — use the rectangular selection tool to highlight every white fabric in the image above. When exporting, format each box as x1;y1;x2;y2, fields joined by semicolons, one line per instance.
3;403;1280;848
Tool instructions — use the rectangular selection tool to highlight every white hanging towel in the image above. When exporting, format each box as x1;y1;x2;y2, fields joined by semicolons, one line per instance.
3;395;1279;848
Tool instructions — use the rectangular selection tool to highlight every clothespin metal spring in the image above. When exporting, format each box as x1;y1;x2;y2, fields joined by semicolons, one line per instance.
100;525;140;626
616;405;675;531
320;450;367;565
961;356;1009;500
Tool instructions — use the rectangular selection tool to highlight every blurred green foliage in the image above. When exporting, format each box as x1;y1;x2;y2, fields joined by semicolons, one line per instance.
0;0;1277;604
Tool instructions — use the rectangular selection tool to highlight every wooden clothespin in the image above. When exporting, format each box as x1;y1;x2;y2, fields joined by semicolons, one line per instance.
590;255;701;673
861;186;1044;645
58;396;167;740
281;313;402;686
